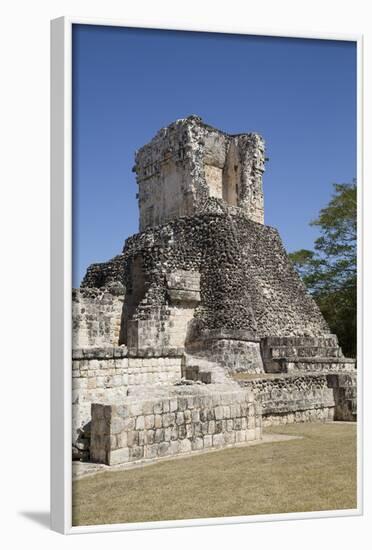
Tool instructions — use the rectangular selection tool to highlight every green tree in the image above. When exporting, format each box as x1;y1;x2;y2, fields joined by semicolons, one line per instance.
289;181;357;357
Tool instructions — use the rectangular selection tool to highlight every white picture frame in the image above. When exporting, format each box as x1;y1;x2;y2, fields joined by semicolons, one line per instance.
50;16;363;534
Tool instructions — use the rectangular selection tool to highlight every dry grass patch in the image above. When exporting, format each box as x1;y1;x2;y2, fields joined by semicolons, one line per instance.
72;422;357;526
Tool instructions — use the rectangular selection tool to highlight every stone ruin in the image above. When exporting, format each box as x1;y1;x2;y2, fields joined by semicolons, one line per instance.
72;115;357;465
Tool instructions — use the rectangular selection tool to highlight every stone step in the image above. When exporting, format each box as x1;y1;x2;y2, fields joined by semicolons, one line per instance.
184;365;212;384
281;356;355;364
267;356;356;374
183;355;230;384
268;346;343;359
262;335;339;348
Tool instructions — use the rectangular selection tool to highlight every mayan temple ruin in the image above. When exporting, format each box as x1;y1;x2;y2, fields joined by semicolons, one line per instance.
72;115;357;465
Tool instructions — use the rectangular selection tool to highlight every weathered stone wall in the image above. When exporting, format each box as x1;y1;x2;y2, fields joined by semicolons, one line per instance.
134;116;265;231
327;373;357;421
187;334;264;374
72;348;183;458
73;364;356;459
81;254;125;289
260;336;355;374
242;375;335;426
123;268;201;355
72;288;124;348
238;372;357;426
90;388;262;465
118;209;330;350
79;207;331;361
72;348;182;390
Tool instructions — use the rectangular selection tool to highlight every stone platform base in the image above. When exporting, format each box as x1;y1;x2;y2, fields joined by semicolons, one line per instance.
237;372;357;426
90;386;261;466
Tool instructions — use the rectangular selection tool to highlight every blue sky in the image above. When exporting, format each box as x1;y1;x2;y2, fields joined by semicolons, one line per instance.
72;25;356;287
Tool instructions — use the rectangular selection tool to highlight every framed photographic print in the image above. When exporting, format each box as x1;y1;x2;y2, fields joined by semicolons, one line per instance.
51;16;362;534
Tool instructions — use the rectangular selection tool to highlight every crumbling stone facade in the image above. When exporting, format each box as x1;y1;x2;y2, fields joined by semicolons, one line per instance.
72;116;356;464
134;115;265;230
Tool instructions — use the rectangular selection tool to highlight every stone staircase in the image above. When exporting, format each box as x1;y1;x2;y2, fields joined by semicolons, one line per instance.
261;336;356;374
182;354;230;384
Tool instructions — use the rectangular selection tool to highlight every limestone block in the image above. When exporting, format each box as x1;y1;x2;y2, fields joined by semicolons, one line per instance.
230;404;240;418
212;433;224;447
255;426;262;439
109;448;129;466
72;378;88;390
117;432;127;448
136;416;145;430
144;415;155;429
187;397;196;409
184;410;192;423
163;427;171;441
193;422;202;437
154;428;164;443
176;412;184;425
179;439;192;453
178;425;186;439
123;417;136;431
138;430;146;446
110;417;126;434
154;414;162;429
186;424;193;438
247;416;256;429
116;405;130;418
178;397;188;411
223;406;231;419
169;440;181;455
129;446;144;461
217;420;226;433
226;419;234;432
162;413;175;428
158;442;170;457
146;430;155;445
144;445;158;459
153;401;163;414
192;437;204;451
204;435;213;448
129;402;143;416
208;420;216;434
142;401;154;415
169;398;178;412
201;422;209;435
224;431;236;445
127;431;139;447
191;410;200;423
235;430;246;443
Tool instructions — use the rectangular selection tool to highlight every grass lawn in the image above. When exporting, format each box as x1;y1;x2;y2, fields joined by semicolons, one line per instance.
72;422;357;526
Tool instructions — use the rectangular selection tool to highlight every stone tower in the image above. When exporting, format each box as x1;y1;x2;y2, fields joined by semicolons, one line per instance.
79;115;353;370
134;115;265;231
72;116;356;465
